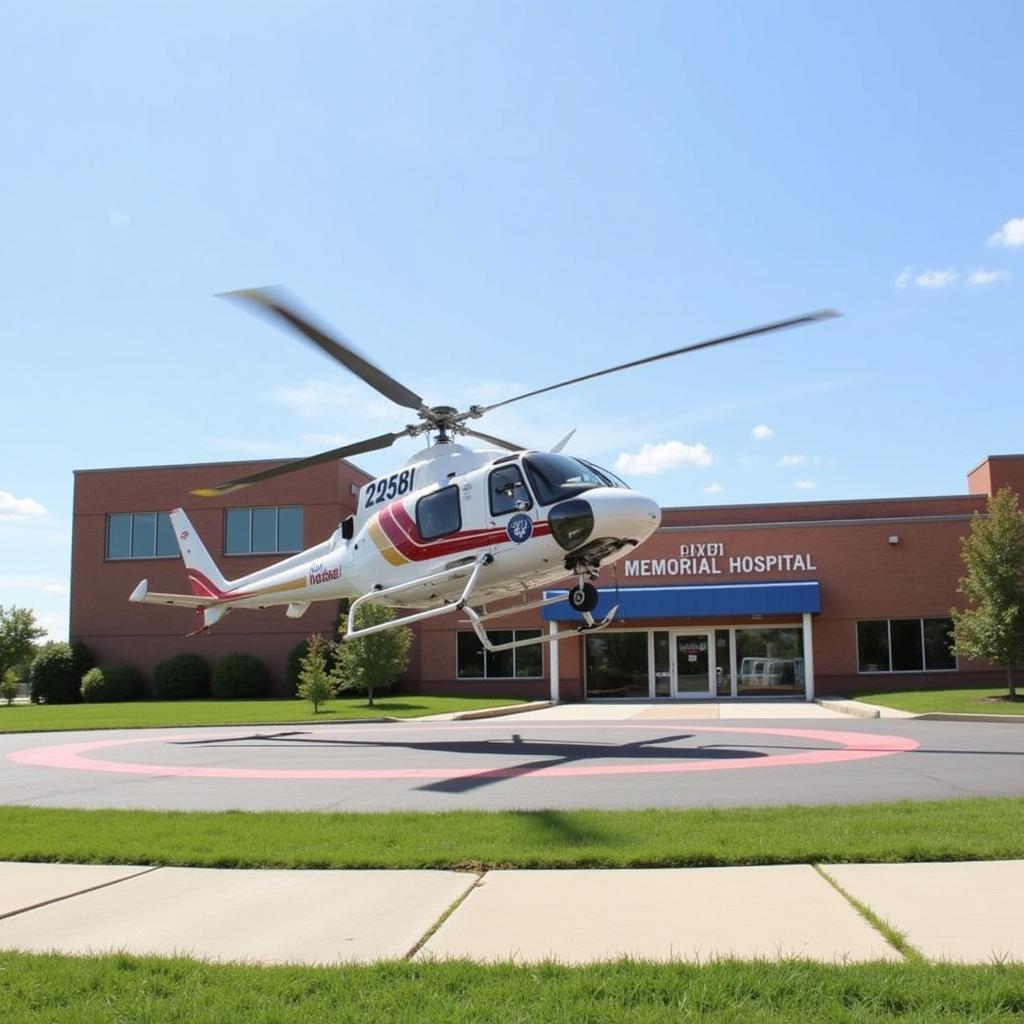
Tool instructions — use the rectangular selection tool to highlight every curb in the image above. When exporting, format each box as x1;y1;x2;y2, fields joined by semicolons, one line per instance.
452;701;554;721
913;712;1024;724
814;698;880;719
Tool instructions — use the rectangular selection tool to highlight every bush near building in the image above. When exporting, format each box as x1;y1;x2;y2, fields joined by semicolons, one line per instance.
80;664;144;703
333;604;412;707
152;653;211;700
29;643;83;704
211;653;269;699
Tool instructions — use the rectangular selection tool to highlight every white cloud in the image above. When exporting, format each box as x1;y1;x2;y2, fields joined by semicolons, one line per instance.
270;380;397;422
987;217;1024;248
915;269;957;289
967;268;1011;287
895;267;912;289
752;424;774;441
777;454;806;468
0;574;69;595
615;441;713;476
0;490;47;521
701;482;724;494
794;479;816;491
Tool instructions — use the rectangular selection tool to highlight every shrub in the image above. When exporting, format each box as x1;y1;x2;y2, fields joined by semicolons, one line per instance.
29;643;82;704
70;639;95;684
80;663;144;703
211;653;268;699
1;669;19;705
152;653;210;700
286;639;311;698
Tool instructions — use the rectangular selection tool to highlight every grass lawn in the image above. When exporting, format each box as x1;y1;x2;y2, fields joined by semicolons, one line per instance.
2;797;1023;870
0;695;528;733
856;687;1024;716
2;954;1023;1023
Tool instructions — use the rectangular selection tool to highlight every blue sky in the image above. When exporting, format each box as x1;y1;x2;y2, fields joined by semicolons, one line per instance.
2;1;1021;640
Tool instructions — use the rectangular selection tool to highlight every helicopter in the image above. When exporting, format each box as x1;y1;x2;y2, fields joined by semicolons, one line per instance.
129;289;837;654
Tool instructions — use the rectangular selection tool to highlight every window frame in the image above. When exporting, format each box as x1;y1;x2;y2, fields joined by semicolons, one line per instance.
488;464;534;518
223;505;304;556
455;630;544;679
855;617;958;674
106;512;179;561
415;485;462;541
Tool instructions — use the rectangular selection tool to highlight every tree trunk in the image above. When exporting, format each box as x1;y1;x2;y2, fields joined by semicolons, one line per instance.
1009;667;1017;700
368;685;374;707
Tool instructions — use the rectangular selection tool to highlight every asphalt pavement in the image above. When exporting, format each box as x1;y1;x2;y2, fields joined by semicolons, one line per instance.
2;700;1022;967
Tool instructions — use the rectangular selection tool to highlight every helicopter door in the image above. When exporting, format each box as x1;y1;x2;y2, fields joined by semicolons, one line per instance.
488;464;534;519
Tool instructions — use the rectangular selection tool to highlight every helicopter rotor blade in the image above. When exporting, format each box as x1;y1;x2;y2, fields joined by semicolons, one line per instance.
479;309;840;415
191;431;408;497
461;427;525;453
220;287;429;414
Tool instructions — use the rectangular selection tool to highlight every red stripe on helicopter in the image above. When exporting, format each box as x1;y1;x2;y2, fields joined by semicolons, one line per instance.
375;499;550;562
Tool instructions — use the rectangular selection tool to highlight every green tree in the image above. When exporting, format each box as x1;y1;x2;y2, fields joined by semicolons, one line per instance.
951;486;1024;699
297;634;336;713
332;603;411;707
0;606;46;681
1;669;20;705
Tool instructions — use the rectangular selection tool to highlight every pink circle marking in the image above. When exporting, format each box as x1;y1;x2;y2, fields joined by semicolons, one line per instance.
7;725;918;780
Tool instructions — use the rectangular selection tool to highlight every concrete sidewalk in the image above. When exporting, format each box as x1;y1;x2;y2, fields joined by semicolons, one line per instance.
1;859;1021;966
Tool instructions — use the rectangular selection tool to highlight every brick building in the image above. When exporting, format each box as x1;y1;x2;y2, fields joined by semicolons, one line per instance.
69;453;1024;701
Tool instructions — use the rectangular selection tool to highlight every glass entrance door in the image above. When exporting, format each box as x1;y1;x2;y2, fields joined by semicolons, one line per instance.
672;632;715;698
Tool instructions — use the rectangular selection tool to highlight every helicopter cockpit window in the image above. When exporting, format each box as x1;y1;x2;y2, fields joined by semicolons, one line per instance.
416;484;462;541
580;459;629;489
523;453;607;506
489;465;533;517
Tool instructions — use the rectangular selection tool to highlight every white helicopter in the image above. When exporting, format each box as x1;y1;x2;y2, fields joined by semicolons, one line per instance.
130;290;837;654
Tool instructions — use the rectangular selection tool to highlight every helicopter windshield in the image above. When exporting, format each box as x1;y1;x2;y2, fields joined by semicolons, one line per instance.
523;453;608;506
579;459;629;489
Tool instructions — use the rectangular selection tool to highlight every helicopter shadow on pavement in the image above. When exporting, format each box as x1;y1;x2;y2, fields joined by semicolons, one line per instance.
172;730;768;794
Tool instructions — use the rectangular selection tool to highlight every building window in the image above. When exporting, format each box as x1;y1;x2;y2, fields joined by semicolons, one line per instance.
456;631;543;678
416;486;461;541
225;506;303;555
857;618;956;672
735;627;805;696
107;512;178;560
584;632;650;698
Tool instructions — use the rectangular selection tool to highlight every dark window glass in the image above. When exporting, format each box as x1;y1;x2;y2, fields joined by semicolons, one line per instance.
653;631;671;697
585;633;649;698
580;459;629;489
857;620;890;672
457;633;485;679
251;507;277;554
456;630;543;678
417;486;461;540
890;618;924;671
524;453;605;506
107;515;132;559
156;513;178;557
514;632;543;677
225;509;250;554
489;465;533;516
735;628;804;695
924;618;956;670
715;628;732;696
130;513;156;558
485;631;515;678
278;506;303;552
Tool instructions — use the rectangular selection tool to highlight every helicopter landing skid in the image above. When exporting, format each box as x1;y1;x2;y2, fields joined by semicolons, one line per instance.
461;602;620;654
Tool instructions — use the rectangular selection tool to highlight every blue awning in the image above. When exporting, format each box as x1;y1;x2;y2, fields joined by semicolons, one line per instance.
543;581;820;622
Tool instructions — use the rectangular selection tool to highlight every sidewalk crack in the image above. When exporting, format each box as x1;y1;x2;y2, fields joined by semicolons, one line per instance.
0;865;162;923
814;864;925;963
404;871;484;960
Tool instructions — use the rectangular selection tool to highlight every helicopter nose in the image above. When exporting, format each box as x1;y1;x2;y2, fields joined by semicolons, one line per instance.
589;488;662;543
548;490;661;551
